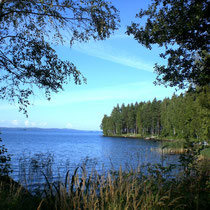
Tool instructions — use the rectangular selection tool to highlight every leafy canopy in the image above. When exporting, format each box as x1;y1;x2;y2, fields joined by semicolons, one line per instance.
0;0;120;115
127;0;209;89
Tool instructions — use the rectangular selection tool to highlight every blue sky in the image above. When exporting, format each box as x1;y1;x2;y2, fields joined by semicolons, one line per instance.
0;0;183;130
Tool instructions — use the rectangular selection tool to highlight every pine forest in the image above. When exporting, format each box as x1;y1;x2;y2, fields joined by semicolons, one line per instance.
101;86;210;141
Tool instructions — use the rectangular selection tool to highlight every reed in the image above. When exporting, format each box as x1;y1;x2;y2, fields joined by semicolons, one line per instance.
0;151;209;210
25;163;210;209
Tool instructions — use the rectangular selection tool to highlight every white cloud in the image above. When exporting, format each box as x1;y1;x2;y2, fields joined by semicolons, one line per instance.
31;122;37;127
39;122;48;127
24;120;37;127
66;122;73;129
24;120;29;127
34;81;145;106
72;40;154;72
35;81;179;108
11;120;19;126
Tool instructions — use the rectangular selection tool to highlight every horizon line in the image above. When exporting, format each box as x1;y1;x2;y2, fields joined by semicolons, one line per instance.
0;126;101;132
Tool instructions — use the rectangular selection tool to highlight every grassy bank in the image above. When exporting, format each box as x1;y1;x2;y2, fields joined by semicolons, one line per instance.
0;160;210;210
103;134;210;158
161;139;210;158
103;133;166;141
103;133;184;141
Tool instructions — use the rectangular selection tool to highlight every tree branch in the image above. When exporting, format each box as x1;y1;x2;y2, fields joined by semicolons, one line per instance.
1;9;91;22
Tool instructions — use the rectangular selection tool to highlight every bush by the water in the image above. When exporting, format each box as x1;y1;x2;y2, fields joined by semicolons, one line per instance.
0;137;12;176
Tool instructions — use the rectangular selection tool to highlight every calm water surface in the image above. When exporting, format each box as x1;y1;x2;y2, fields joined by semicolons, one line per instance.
1;128;179;182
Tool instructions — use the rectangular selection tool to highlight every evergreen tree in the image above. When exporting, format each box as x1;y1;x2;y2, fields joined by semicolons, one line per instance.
101;88;209;142
127;103;136;134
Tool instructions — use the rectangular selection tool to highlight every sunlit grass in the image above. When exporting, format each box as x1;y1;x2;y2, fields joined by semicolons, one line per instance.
1;154;209;210
201;148;210;159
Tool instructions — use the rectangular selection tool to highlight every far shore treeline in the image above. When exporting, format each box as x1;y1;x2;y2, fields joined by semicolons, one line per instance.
101;86;210;140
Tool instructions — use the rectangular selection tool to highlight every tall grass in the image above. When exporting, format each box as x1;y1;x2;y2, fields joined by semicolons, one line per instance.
1;138;210;210
159;139;210;157
1;157;209;210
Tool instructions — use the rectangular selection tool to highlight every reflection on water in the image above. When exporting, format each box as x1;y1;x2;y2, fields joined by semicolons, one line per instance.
1;128;179;183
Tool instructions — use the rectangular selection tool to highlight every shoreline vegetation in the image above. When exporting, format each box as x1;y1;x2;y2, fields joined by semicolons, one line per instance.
1;132;209;209
0;0;209;209
101;87;210;158
102;133;172;141
102;134;210;158
1;155;210;210
101;88;210;142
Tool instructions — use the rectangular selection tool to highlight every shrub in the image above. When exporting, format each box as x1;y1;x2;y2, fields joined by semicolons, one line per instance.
0;136;12;176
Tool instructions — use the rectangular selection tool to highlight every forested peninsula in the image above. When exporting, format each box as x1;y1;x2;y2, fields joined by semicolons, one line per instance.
101;86;210;142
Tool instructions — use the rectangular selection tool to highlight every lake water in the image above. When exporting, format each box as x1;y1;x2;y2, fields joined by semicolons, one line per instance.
1;128;179;184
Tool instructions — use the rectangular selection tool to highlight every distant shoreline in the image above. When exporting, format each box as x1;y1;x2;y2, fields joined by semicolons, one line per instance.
0;127;101;132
